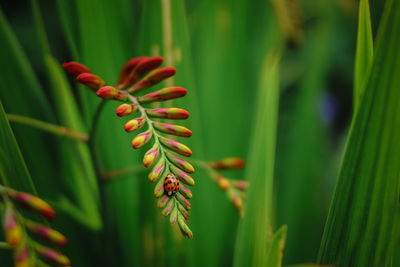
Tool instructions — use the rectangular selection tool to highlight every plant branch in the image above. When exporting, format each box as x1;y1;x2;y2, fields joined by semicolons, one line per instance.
6;114;88;142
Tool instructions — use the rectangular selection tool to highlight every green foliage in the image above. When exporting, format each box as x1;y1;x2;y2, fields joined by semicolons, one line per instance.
234;51;281;266
0;100;36;193
318;0;400;265
1;0;399;266
354;0;373;111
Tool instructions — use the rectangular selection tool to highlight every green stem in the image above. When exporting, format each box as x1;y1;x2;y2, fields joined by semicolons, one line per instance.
161;0;175;82
0;241;12;250
102;165;145;181
89;100;107;142
7;114;89;142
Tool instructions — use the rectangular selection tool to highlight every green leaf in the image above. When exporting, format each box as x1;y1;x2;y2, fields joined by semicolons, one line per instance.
29;0;101;230
266;225;288;267
318;0;400;265
354;0;373;112
0;100;36;193
44;55;101;230
0;8;59;197
233;51;281;267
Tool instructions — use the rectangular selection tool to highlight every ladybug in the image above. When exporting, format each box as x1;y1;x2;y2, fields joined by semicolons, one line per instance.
164;173;179;196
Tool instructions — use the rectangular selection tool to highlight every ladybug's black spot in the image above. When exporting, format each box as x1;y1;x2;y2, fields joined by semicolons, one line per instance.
168;180;172;184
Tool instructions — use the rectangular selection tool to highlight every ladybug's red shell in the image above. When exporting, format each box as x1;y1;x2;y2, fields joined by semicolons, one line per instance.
164;173;179;196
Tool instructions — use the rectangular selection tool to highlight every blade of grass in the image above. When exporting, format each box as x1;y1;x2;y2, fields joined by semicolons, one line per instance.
275;9;334;263
354;0;373;112
265;225;287;267
233;50;281;267
59;0;141;265
318;0;400;265
31;0;101;230
0;100;37;194
0;8;60;198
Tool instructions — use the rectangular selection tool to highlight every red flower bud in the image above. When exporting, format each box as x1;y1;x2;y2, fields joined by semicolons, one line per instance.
146;107;189;119
117;56;148;86
120;56;164;87
116;104;137;117
25;220;68;246
137;87;187;104
124;117;146;133
77;73;105;92
96;86;119;99
153;123;192;137
7;189;55;220
131;67;176;93
62;62;91;76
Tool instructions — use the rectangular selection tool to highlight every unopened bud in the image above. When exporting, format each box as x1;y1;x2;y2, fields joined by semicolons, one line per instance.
131;131;152;149
137;87;187;104
209;157;245;169
62;62;91;76
153;123;192;137
166;152;194;173
146;108;189;120
7;189;55;220
116;104;137;117
159;137;192;157
77;73;105;92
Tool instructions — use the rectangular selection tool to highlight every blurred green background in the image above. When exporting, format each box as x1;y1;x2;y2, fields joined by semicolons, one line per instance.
0;0;389;266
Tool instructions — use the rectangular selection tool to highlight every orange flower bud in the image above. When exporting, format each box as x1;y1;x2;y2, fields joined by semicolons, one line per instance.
116;104;137;117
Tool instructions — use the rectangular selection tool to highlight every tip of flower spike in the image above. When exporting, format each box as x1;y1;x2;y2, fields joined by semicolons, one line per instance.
62;62;91;76
117;56;149;85
96;86;119;99
120;56;164;87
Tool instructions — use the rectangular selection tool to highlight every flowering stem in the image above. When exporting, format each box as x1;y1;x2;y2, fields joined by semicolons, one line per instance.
6;114;89;142
127;94;173;173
